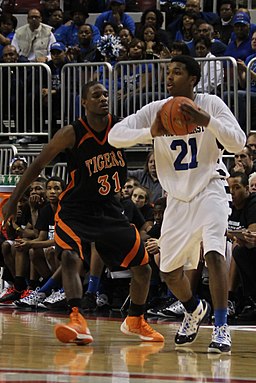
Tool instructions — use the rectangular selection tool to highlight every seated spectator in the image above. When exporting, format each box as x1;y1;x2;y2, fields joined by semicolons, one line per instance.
249;172;256;194
167;0;220;42
246;132;256;161
234;31;256;131
95;0;135;36
0;13;17;58
170;40;191;57
42;42;69;137
194;36;222;94
227;172;256;320
47;8;65;36
141;24;170;59
131;185;154;231
121;176;140;200
215;0;236;45
118;26;133;48
196;20;227;57
174;11;199;54
9;157;28;175
229;145;256;177
0;177;48;305
224;12;254;62
11;8;56;62
14;176;66;308
135;8;172;49
128;150;163;203
55;5;100;47
66;23;98;63
41;0;60;24
1;45;34;137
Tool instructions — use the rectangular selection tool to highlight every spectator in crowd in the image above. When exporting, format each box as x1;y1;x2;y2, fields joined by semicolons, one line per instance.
246;132;256;161
230;145;256;176
55;6;100;47
196;20;227;57
66;23;98;63
121;176;139;200
0;177;47;304
170;40;191;57
216;0;236;45
131;185;154;231
1;45;34;138
47;8;65;37
167;0;220;41
249;171;256;193
95;0;135;36
42;42;69;137
11;8;56;62
224;11;254;62
0;13;17;58
194;36;222;94
135;8;172;49
41;0;60;24
9;157;28;175
2;81;164;345
233;31;256;131
227;172;256;320
118;26;133;48
14;176;66;308
174;11;199;54
128;151;163;204
141;24;170;59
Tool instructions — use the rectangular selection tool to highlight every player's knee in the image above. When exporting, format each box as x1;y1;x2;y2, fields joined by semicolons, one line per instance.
131;263;151;282
61;250;79;268
205;251;225;268
161;269;181;286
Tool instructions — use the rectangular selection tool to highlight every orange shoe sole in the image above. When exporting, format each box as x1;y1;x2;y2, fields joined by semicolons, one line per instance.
54;324;93;345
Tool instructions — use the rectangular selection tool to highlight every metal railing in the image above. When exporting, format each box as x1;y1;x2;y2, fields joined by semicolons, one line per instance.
0;62;52;142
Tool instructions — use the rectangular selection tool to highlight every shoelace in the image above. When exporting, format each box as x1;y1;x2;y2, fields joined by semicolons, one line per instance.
212;325;231;343
141;318;157;335
70;308;82;325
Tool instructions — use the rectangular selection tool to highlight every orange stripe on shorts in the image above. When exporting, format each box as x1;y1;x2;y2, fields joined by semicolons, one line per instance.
120;226;141;268
56;218;84;260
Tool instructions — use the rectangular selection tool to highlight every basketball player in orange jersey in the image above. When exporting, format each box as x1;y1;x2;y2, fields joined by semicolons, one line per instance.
109;55;246;354
2;81;164;345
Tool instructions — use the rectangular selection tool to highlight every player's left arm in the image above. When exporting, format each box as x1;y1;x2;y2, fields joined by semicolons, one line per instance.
192;95;246;153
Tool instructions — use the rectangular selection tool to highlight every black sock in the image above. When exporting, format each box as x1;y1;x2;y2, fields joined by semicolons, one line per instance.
128;301;145;317
68;298;82;309
29;279;39;290
182;296;199;313
14;276;27;292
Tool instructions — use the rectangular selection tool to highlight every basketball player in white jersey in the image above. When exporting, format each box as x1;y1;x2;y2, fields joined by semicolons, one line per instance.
109;55;246;354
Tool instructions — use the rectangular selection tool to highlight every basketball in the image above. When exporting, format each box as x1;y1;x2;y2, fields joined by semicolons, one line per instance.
160;96;198;136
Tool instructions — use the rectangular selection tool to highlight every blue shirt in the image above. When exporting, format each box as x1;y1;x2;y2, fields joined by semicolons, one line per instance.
224;37;254;61
245;53;256;92
0;31;15;58
95;11;135;35
55;23;101;47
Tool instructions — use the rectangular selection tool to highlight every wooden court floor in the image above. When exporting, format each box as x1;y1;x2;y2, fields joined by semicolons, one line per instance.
0;306;255;383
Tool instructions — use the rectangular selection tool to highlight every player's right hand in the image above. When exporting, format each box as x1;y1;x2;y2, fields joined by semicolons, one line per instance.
151;110;169;137
2;199;17;229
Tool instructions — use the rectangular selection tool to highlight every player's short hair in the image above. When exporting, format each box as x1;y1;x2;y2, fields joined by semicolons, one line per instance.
170;55;201;86
229;171;249;186
46;175;66;191
82;81;102;99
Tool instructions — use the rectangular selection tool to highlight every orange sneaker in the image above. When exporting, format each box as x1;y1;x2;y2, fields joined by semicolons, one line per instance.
120;315;164;342
54;307;93;345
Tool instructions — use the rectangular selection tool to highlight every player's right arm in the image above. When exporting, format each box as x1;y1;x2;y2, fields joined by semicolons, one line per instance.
3;125;76;224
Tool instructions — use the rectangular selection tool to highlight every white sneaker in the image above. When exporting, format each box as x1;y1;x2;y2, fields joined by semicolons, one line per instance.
208;324;231;354
15;287;46;308
42;289;67;310
157;300;185;318
175;299;210;346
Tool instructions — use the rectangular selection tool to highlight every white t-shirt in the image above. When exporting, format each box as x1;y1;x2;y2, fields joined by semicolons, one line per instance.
109;93;246;202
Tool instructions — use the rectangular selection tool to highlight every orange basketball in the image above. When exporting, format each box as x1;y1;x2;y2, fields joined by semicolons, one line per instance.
160;96;198;136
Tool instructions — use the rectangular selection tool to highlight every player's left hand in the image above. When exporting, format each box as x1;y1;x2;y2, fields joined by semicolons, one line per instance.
180;102;210;127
